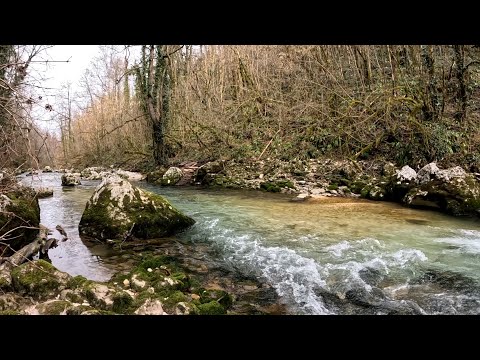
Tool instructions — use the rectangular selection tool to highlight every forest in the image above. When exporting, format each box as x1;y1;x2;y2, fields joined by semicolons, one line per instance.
2;45;480;173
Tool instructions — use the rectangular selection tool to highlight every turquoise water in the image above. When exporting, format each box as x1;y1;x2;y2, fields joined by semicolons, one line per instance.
21;173;480;314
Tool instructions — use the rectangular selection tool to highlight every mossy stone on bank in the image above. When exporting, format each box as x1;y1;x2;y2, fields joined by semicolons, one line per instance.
11;259;71;298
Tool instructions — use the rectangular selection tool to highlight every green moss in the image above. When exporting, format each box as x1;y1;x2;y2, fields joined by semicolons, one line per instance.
162;290;187;312
66;305;94;315
198;288;233;308
327;183;338;191
112;292;134;314
260;180;294;193
39;300;71;315
0;276;10;290
0;310;22;315
260;182;281;193
360;185;372;198
11;259;61;297
65;292;84;304
197;301;226;315
67;275;88;289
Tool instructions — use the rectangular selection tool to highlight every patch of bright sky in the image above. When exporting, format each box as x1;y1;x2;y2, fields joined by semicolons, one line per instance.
31;45;100;132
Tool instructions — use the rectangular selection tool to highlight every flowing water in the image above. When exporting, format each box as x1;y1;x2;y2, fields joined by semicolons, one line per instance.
20;172;480;314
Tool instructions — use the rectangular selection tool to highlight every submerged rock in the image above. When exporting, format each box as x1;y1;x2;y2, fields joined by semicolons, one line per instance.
61;173;81;186
79;174;195;241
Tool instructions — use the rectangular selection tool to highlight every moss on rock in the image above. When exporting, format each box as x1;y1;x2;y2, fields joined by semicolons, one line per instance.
11;259;71;298
36;300;72;315
197;301;226;315
79;175;195;241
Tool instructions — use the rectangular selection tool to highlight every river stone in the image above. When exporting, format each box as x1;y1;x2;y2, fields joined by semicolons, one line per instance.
43;166;53;173
78;174;195;241
436;166;467;182
161;167;183;186
417;163;440;185
194;161;224;183
396;165;417;182
135;298;165;315
61;173;81;186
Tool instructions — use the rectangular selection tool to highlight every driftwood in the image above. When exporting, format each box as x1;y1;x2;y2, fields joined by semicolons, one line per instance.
55;225;68;241
1;225;50;268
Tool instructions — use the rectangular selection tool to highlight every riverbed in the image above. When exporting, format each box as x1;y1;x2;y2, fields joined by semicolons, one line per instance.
20;172;480;314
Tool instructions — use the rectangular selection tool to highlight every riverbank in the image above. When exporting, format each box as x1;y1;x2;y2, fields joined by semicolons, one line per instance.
143;158;480;218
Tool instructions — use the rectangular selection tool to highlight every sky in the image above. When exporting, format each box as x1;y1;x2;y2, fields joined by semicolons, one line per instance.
30;45;100;131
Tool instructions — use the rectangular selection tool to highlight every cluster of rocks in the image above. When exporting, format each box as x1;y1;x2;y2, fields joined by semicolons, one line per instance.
144;159;480;217
0;255;233;315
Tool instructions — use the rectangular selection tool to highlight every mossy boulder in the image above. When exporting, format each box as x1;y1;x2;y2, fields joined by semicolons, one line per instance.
146;168;167;185
194;161;224;183
11;259;71;298
0;187;40;256
383;165;418;202
61;173;81;186
78;174;195;241
161;167;183;186
36;300;73;315
404;168;480;216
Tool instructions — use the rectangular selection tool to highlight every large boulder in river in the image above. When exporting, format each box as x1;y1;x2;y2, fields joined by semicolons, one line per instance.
79;174;195;241
61;173;81;186
404;165;480;216
0;187;40;256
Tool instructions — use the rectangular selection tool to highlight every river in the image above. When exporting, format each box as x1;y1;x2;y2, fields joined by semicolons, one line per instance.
20;172;480;314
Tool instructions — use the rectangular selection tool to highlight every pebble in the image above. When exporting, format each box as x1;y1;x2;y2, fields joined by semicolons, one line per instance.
123;279;130;287
147;268;153;272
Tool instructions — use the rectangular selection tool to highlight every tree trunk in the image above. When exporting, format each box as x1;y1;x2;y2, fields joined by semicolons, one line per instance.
453;45;467;121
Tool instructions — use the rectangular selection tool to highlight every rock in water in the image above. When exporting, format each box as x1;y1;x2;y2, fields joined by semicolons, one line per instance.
61;173;81;186
161;167;183;186
78;174;195;241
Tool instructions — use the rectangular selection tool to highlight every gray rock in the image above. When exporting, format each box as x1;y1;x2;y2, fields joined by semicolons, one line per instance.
417;163;440;184
162;167;183;186
61;173;81;186
396;165;417;182
311;188;326;195
437;166;467;182
135;299;165;315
